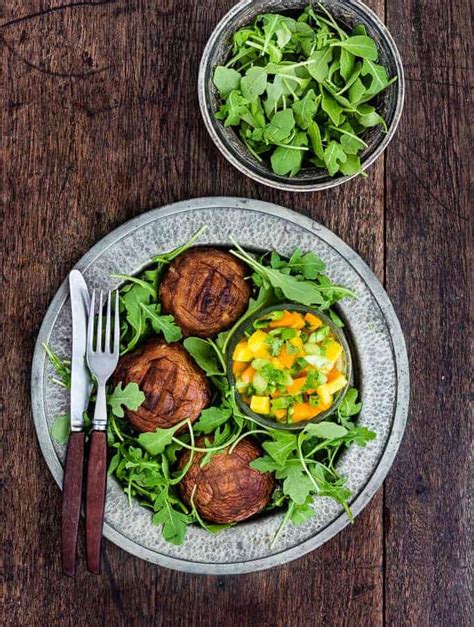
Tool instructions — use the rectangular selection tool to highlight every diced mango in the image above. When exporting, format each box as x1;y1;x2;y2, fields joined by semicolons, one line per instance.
292;403;321;422
268;311;296;328
241;366;256;384
233;361;247;375
247;330;271;358
289;336;304;350
273;409;287;421
304;312;323;329
278;345;296;368
326;367;340;383
289;313;305;329
250;396;271;415
233;341;253;362
272;357;284;370
325;340;343;363
287;376;307;395
316;384;333;407
325;374;347;395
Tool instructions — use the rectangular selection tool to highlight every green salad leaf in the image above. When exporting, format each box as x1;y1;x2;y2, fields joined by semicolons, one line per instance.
50;414;71;444
213;3;396;178
108;382;145;418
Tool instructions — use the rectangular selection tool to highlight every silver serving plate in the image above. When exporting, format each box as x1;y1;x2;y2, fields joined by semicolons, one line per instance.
31;197;409;574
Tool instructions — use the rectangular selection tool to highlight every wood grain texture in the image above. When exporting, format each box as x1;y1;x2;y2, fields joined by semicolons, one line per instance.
1;0;470;625
383;0;472;625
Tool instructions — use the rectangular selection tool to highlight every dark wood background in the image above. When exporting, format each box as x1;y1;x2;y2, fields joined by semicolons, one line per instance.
2;0;471;625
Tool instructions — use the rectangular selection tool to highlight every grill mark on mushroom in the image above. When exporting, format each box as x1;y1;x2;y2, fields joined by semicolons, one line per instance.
112;339;210;432
159;247;251;337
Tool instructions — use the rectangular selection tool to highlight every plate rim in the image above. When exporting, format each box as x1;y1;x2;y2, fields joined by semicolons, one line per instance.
31;196;410;575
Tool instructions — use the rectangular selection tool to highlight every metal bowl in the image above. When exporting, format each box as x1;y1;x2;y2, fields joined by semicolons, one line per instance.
198;0;405;192
227;304;353;429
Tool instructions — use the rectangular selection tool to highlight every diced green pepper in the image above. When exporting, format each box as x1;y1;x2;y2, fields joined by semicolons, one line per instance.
253;372;268;394
271;396;293;410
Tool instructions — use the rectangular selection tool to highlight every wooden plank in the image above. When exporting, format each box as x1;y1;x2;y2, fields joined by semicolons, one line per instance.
2;1;385;624
384;0;472;625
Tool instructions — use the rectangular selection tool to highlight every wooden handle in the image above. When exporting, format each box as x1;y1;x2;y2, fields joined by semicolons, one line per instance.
85;430;107;574
61;431;85;577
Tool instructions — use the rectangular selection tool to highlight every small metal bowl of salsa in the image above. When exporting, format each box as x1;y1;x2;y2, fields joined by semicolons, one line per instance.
227;303;352;430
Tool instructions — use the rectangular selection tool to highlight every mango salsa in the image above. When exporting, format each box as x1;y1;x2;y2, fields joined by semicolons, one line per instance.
233;309;349;425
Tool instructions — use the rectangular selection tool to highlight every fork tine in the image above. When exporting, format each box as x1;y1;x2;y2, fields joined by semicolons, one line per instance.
104;291;112;353
113;291;120;356
96;291;104;352
87;289;96;355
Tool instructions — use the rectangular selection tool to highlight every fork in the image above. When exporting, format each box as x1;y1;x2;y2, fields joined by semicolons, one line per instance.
86;289;120;574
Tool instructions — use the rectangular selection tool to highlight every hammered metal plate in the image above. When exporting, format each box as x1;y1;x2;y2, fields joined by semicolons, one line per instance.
31;197;409;574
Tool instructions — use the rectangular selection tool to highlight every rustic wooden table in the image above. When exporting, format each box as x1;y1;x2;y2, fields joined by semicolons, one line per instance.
2;1;471;625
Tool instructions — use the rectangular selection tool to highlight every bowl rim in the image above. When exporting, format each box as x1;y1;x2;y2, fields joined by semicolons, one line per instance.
198;0;406;192
226;303;353;430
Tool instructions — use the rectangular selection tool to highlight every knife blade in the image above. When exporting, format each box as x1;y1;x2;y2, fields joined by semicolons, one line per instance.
69;270;91;431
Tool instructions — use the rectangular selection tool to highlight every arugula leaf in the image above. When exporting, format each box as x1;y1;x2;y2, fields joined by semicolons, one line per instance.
339;154;364;177
332;36;378;61
263;431;298;466
120;284;151;352
307;120;325;160
348;78;366;104
270;131;308;177
50;414;70;444
194;406;232;434
328;308;345;328
250;455;284;473
140;303;182;343
360;59;390;95
152;498;191;545
276;464;314;504
309;465;352;518
357;104;388;131
108;382;145;418
216;90;250;127
292;89;319;129
324;141;347;176
305;421;348;440
286;247;326;279
138;423;183;456
344;425;376;447
213;66;241;97
321;90;344;126
241;66;267;102
231;241;355;308
307;47;333;82
339;48;355;82
290;499;315;525
183;337;224;376
338;388;362;420
264;108;295;143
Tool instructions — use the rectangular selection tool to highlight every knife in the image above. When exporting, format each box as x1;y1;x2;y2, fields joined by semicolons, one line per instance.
61;270;91;576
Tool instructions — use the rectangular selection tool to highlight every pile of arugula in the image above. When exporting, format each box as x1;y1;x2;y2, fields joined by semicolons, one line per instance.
213;3;396;178
47;227;376;546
